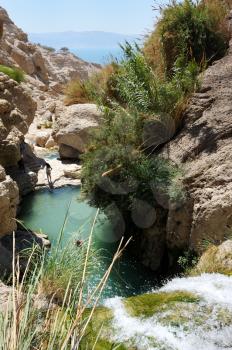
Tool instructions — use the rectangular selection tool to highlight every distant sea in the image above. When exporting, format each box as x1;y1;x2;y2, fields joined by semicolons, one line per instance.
71;47;123;65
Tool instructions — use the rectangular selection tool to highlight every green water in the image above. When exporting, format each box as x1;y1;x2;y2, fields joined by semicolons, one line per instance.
19;186;157;300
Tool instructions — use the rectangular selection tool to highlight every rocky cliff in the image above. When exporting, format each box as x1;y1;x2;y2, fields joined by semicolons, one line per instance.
0;6;100;240
0;7;99;88
0;6;101;150
0;72;36;236
140;33;232;271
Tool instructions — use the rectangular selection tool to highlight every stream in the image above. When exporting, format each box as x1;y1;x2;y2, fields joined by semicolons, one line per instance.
18;152;232;349
19;184;157;300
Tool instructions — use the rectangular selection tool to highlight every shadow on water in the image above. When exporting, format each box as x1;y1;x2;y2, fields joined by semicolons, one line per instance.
19;186;158;300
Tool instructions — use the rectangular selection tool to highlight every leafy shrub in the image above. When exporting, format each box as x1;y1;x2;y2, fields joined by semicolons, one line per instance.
144;0;229;76
0;65;25;83
178;250;198;272
82;0;229;228
81;105;183;219
114;43;199;118
87;62;121;105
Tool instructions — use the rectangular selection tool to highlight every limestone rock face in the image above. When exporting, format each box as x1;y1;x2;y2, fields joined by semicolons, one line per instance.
0;73;36;167
163;40;232;254
0;6;100;88
0;72;36;237
0;165;19;237
53;104;101;159
139;37;232;271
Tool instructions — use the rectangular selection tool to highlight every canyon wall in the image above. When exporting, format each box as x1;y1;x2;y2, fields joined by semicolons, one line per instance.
139;34;232;270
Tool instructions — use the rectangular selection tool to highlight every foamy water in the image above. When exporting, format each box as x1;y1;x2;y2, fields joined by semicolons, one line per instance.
105;274;232;350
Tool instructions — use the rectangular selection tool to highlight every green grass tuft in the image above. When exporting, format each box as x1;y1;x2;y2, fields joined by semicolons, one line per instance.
0;65;25;83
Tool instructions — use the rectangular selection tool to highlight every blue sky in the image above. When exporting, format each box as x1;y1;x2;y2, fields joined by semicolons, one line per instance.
0;0;168;35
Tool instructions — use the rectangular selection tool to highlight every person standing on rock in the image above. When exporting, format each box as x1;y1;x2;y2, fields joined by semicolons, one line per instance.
45;162;52;187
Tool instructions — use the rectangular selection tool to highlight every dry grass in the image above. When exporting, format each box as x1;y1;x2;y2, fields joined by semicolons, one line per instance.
64;63;119;106
144;0;231;77
190;244;232;276
64;80;90;106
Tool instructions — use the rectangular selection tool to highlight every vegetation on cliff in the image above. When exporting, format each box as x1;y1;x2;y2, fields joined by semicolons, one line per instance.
0;65;25;83
79;0;232;225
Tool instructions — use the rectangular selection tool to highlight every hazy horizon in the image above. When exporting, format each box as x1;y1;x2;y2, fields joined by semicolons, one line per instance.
0;0;168;36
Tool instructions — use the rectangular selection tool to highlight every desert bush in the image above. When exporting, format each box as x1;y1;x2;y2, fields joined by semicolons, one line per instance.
144;0;229;76
0;65;25;83
81;103;183;219
114;43;199;117
81;0;230;226
64;80;90;105
64;63;120;106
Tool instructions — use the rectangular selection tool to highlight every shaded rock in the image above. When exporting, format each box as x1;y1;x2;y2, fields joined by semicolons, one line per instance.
162;39;232;254
59;143;80;159
0;230;51;276
32;50;49;83
0;165;18;237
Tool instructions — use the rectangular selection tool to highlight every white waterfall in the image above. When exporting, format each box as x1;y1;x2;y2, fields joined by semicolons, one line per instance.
105;274;232;350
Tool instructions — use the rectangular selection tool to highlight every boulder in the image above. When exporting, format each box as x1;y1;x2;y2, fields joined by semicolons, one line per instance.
32;51;49;82
53;104;101;159
63;164;82;179
11;47;35;75
59;143;80;159
35;130;50;148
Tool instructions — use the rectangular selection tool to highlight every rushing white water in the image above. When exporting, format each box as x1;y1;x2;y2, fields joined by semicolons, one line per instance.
104;274;232;350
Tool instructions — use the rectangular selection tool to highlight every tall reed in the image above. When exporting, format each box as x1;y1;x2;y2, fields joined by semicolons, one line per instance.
0;211;129;349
